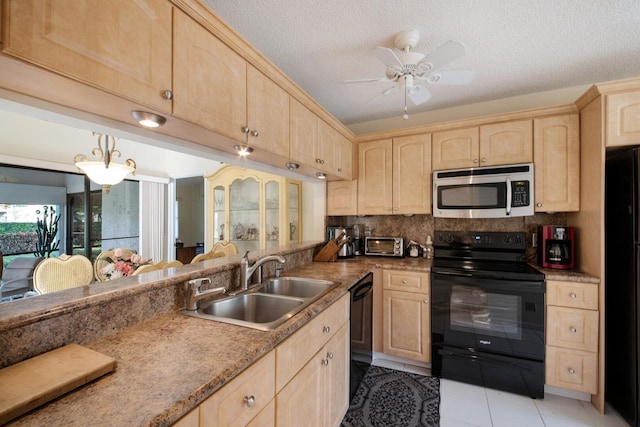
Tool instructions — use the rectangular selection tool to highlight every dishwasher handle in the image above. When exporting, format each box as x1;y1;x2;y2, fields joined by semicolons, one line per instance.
351;278;373;303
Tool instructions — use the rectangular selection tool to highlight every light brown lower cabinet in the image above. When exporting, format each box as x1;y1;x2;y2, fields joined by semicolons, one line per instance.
545;280;599;394
276;323;349;427
381;270;431;363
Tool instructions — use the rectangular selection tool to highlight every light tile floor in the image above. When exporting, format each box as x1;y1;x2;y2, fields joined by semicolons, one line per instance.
372;359;630;427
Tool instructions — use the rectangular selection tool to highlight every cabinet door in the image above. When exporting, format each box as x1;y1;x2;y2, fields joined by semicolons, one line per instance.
606;91;640;147
546;306;599;352
382;290;431;362
327;180;358;216
480;120;533;166
546;346;597;394
276;351;325;427
289;98;318;168
317;120;338;174
200;351;275;427
533;114;580;212
393;134;432;214
247;66;290;157
432;127;479;170
3;0;172;113
324;324;350;427
174;10;247;142
358;139;393;215
335;133;354;180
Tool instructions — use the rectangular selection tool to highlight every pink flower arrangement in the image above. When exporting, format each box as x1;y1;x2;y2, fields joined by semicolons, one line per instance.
100;248;151;280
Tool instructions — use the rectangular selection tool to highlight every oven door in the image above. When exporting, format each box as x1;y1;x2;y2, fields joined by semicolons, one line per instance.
431;271;545;361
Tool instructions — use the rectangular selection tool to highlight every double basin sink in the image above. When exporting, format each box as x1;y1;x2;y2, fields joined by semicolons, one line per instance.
180;277;338;331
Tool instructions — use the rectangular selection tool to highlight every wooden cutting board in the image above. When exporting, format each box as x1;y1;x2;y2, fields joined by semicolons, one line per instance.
0;343;117;424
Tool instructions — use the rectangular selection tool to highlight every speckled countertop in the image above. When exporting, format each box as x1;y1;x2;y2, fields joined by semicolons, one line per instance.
5;256;597;426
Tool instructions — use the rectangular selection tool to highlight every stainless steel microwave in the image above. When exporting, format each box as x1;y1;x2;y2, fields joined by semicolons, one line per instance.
364;237;404;257
433;163;534;218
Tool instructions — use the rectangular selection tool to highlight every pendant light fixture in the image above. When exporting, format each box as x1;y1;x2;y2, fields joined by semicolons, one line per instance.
74;133;136;193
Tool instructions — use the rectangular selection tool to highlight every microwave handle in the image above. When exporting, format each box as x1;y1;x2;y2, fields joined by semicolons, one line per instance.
505;177;512;216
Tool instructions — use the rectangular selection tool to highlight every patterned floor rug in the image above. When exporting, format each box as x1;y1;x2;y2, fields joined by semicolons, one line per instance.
341;365;440;427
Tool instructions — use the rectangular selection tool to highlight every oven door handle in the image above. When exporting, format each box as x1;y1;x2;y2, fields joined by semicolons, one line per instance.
505;177;512;216
439;347;542;367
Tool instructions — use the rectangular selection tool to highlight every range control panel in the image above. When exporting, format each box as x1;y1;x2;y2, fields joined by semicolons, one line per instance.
434;231;526;250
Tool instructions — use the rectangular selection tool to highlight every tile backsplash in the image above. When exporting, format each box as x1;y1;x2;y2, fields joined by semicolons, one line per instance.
327;212;568;263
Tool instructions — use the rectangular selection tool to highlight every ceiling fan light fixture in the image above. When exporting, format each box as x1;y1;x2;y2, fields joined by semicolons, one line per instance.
234;145;254;156
131;110;166;128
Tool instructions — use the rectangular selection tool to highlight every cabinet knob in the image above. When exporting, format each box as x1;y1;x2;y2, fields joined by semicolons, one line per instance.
322;358;329;366
161;89;173;100
481;157;487;163
424;299;429;304
323;325;331;334
569;292;577;299
241;126;250;134
327;352;334;360
250;130;259;137
568;368;576;375
402;279;407;284
536;202;542;207
473;159;479;163
316;158;322;164
338;168;342;172
570;327;577;333
244;395;256;407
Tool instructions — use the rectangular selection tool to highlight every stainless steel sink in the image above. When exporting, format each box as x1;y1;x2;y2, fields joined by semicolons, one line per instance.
180;277;338;331
256;277;335;298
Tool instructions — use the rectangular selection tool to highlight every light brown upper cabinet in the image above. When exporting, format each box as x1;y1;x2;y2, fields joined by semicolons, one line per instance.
533;114;580;212
2;0;173;113
358;134;432;215
432;120;533;170
605;91;640;147
290;98;352;179
173;9;247;142
175;11;289;157
326;180;358;216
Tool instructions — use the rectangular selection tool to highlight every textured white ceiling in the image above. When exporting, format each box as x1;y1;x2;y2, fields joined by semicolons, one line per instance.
204;0;640;127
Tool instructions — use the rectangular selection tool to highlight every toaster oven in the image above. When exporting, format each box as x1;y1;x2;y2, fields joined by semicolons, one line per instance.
364;237;404;257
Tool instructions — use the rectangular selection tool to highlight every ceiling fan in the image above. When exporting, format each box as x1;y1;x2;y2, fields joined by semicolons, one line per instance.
344;29;475;119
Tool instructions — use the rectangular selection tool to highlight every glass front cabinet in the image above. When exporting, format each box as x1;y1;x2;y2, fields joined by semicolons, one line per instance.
205;165;302;253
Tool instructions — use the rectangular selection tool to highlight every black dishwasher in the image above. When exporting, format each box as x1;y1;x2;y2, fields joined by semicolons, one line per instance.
349;272;373;400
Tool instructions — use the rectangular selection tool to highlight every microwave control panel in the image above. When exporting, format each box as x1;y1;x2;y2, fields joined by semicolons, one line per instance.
511;181;530;207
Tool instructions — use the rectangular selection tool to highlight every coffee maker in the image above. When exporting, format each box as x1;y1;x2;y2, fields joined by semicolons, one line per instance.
538;225;575;269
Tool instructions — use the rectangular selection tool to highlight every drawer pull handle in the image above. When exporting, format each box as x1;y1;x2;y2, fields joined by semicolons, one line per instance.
569;292;577;299
323;326;331;334
570;327;577;333
568;368;576;375
244;395;256;408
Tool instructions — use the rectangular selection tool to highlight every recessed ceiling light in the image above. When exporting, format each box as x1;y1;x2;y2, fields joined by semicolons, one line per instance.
286;162;300;170
131;110;166;128
234;145;254;156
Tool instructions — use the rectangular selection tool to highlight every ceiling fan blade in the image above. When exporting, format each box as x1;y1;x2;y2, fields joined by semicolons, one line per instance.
407;84;432;105
422;69;475;85
365;85;398;105
373;46;403;67
342;77;390;84
417;40;466;73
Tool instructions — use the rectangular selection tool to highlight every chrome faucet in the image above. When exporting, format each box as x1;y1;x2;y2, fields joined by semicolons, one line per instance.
240;251;286;290
185;278;226;310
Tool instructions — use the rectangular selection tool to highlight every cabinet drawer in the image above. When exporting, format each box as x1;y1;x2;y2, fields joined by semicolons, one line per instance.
546;346;597;394
200;351;275;427
383;270;429;293
547;280;598;310
275;294;349;391
546;306;599;352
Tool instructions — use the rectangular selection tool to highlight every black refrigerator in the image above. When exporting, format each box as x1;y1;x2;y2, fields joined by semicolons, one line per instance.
606;147;640;427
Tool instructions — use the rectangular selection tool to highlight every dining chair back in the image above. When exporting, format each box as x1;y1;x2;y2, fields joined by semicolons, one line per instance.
211;242;239;256
190;250;226;263
32;255;94;294
94;249;136;282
